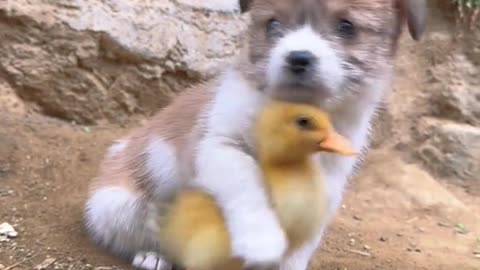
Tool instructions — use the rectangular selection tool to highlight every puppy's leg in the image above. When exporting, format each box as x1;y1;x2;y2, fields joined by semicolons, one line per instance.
194;138;287;267
132;252;172;270
84;186;172;270
279;229;325;270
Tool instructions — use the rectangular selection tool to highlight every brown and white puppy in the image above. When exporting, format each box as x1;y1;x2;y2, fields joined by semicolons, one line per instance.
84;1;426;270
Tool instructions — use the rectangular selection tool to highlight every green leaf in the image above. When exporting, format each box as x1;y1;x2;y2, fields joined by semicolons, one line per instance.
454;224;468;234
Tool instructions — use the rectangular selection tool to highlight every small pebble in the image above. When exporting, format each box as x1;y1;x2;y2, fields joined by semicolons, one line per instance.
379;236;388;242
437;222;450;227
417;227;426;233
349;238;356;246
0;222;18;238
475;254;480;259
363;245;371;251
353;215;362;221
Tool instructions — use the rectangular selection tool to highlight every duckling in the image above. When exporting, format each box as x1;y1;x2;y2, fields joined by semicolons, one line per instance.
255;101;357;251
152;101;357;270
155;189;242;270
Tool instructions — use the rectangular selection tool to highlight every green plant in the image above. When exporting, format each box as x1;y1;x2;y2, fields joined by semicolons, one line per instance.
452;0;480;29
453;0;480;8
454;223;468;234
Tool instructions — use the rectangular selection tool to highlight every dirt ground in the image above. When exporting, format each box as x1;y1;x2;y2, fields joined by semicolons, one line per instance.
0;108;479;270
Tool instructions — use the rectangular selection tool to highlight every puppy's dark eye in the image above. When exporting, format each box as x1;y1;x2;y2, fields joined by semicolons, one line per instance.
336;19;355;39
295;116;314;130
267;19;284;39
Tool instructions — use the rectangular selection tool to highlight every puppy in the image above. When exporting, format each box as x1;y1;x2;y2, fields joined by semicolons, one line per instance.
84;1;426;270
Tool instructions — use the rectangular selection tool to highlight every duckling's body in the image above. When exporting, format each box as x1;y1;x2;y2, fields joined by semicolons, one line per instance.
261;161;325;250
154;101;357;270
158;190;242;270
256;101;357;250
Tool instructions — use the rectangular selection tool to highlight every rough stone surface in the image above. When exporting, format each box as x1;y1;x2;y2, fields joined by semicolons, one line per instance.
0;0;478;189
0;0;247;124
415;117;480;182
0;78;26;116
357;151;467;214
430;53;480;126
374;12;480;185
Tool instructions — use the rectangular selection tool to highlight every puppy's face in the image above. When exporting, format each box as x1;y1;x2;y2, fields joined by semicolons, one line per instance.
240;0;426;110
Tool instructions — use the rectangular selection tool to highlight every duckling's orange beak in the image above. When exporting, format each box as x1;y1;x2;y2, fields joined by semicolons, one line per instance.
318;129;358;156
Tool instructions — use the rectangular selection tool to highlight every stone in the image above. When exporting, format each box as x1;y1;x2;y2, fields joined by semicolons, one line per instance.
431;59;480;126
416;118;480;182
358;151;467;213
0;0;247;124
34;258;57;270
0;222;18;238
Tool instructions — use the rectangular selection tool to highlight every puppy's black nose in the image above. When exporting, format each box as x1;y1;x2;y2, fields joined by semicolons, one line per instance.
286;50;316;74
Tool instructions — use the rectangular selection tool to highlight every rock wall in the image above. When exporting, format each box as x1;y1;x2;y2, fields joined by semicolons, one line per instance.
0;1;478;185
376;3;480;184
0;0;246;124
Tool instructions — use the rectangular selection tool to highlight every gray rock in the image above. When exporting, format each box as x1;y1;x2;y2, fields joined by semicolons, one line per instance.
357;150;467;213
0;0;247;124
416;117;480;181
431;53;480;126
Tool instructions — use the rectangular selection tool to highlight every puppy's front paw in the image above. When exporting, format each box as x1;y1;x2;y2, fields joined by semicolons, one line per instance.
231;220;287;266
132;252;172;270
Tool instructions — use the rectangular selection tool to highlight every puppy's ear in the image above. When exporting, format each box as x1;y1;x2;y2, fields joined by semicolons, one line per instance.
239;0;253;13
400;0;427;41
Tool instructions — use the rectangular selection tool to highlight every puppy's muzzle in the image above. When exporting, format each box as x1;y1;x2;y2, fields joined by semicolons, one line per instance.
286;50;317;75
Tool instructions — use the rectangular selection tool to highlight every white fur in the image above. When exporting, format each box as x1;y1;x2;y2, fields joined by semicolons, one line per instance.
107;139;129;158
192;70;288;266
267;25;344;95
84;187;158;257
132;252;172;270
145;138;180;198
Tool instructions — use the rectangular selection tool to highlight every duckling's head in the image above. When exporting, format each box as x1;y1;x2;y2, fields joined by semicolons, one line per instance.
256;101;357;164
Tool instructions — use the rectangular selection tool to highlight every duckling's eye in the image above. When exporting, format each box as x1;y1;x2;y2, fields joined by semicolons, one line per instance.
295;116;314;130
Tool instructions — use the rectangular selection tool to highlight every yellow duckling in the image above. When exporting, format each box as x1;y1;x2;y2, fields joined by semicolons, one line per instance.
154;101;357;270
255;101;357;251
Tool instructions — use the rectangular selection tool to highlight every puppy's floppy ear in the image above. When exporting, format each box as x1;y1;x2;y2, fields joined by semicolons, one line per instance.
239;0;253;13
399;0;427;41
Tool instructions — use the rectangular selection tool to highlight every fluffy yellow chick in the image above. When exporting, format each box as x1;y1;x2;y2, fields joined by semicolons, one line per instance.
156;190;243;270
255;101;357;251
154;101;357;270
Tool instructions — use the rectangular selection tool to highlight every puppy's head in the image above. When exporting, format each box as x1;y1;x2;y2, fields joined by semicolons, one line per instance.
239;0;426;110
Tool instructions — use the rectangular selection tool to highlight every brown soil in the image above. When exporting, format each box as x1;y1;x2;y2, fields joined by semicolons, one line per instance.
0;112;479;270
